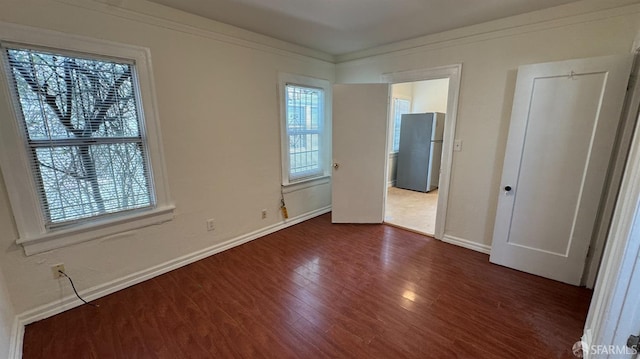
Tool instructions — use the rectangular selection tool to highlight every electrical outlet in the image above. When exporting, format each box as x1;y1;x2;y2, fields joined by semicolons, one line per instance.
206;218;215;231
51;264;65;279
261;209;267;219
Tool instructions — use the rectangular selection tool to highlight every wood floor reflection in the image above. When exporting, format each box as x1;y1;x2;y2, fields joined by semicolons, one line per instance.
22;213;592;358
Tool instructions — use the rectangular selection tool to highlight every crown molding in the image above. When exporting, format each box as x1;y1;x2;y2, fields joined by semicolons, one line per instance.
54;0;335;64
38;0;640;66
336;0;640;64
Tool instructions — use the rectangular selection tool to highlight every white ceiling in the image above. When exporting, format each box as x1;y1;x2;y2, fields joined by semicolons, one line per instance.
146;0;581;55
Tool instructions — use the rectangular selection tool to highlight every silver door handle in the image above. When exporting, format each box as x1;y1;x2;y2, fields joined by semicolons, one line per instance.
333;163;339;169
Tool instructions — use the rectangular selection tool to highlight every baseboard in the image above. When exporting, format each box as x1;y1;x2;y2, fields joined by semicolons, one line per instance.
9;205;331;357
441;234;492;254
581;329;593;359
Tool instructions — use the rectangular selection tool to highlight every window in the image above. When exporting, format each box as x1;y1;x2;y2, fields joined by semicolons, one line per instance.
279;74;330;185
286;85;323;180
5;47;152;226
0;25;172;255
392;98;411;152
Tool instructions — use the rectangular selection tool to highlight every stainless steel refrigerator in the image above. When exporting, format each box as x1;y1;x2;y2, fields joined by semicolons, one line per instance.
395;112;445;192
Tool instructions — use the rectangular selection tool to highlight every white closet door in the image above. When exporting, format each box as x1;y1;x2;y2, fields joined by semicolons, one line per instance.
490;55;632;285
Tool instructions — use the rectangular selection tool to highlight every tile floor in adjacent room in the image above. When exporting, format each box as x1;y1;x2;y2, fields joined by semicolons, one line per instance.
385;186;438;235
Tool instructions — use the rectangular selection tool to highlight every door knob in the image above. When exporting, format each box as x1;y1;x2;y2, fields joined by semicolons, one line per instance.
333;163;339;169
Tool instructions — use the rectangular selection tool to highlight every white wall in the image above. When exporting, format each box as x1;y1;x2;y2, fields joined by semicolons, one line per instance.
0;0;334;315
0;265;15;359
391;82;414;100
337;0;640;248
412;78;449;114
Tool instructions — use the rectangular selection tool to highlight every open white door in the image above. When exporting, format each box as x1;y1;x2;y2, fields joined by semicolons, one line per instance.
490;55;633;285
332;84;390;223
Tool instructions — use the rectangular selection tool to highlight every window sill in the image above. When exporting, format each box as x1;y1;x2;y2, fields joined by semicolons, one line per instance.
283;175;331;194
17;205;175;256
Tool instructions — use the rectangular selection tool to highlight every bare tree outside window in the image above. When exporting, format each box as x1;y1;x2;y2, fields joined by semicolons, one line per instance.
5;47;153;226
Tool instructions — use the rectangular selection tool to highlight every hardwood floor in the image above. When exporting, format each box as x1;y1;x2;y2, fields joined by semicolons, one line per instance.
23;214;592;358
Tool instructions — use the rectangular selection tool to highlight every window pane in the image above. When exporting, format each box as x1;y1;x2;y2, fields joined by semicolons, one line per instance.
286;84;323;179
7;48;141;140
289;133;320;176
393;99;411;152
35;143;151;223
5;47;153;226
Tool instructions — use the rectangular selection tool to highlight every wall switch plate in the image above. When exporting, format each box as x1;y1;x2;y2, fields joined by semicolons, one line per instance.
51;264;65;279
454;139;463;152
261;209;267;219
206;219;215;231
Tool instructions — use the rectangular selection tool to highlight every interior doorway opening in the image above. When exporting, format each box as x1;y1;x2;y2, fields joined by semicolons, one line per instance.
380;64;462;240
384;78;450;236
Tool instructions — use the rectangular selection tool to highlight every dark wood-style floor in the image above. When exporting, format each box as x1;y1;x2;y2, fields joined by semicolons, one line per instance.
23;214;592;358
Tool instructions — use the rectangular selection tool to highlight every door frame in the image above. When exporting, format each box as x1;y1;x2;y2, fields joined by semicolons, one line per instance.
582;39;640;355
582;50;640;288
381;64;462;240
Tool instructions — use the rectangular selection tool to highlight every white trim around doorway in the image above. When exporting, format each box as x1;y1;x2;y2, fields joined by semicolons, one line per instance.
381;64;462;240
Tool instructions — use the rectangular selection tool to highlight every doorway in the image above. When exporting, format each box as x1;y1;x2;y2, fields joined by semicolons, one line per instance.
384;79;449;236
378;64;462;240
331;65;461;237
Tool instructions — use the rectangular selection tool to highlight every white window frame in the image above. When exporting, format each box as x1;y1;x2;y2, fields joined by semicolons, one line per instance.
391;97;412;153
0;22;174;255
278;73;331;188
